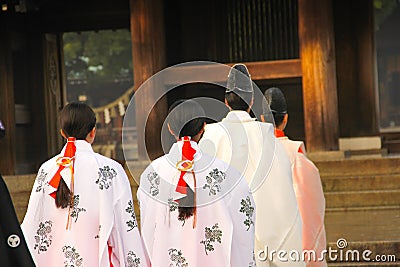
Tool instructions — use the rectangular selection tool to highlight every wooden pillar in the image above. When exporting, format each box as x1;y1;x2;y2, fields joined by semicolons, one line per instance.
0;31;16;175
334;0;378;137
43;34;64;156
298;0;339;151
130;0;167;160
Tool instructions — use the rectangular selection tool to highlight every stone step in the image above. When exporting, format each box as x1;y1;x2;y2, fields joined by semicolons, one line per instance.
325;208;400;244
322;174;400;193
3;174;36;193
325;190;400;209
314;157;400;177
325;208;400;266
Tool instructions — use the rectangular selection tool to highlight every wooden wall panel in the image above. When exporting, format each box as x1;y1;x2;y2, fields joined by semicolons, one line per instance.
334;0;378;137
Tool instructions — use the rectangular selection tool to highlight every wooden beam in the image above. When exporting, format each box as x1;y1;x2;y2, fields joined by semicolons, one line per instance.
246;59;302;80
162;59;302;85
130;0;167;160
0;32;16;175
298;0;339;151
33;0;130;32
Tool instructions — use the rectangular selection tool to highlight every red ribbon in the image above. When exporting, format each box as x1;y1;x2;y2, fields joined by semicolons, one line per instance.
48;137;76;199
176;137;196;195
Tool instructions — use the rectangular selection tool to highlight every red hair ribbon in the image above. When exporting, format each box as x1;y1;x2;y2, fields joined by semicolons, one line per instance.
48;137;76;199
175;136;197;228
175;137;196;195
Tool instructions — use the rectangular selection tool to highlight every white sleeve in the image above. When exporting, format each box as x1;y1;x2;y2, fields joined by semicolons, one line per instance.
227;175;256;267
108;164;150;267
22;163;55;226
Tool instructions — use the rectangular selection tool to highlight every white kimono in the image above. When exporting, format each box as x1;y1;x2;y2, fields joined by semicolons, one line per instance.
200;111;304;267
22;140;149;267
278;136;327;267
138;140;256;267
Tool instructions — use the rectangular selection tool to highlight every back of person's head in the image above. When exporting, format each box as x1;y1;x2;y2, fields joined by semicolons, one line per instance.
225;64;254;111
60;102;96;140
263;87;287;127
167;99;206;222
167;99;206;139
55;102;96;209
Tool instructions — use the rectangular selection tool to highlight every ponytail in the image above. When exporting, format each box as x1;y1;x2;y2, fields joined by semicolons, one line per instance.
178;186;195;221
55;179;71;208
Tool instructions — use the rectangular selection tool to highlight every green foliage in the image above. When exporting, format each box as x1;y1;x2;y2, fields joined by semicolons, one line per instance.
374;0;398;30
63;29;133;81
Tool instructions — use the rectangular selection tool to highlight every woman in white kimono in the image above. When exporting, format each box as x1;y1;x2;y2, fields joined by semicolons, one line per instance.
22;103;148;267
262;87;327;267
138;99;256;267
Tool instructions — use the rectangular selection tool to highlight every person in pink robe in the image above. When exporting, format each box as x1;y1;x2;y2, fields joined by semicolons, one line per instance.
262;87;327;267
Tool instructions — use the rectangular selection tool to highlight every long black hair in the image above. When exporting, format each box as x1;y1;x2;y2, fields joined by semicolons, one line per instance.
168;99;205;221
56;102;96;208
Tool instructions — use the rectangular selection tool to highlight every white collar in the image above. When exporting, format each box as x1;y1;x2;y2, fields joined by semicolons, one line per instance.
222;110;256;123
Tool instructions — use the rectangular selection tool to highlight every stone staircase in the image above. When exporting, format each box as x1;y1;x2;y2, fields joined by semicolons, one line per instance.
3;174;35;222
4;157;400;266
314;156;400;266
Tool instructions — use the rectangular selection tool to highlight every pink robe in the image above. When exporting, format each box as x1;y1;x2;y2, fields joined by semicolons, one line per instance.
277;133;327;267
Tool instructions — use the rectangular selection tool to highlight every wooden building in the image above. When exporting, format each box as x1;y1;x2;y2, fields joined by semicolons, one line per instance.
0;0;397;175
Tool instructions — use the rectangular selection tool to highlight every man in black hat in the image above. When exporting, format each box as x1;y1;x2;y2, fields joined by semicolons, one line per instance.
0;120;36;266
200;64;304;266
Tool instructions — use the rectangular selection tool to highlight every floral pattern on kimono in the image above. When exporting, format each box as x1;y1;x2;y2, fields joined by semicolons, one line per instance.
70;195;86;223
96;166;117;190
168;248;188;267
200;223;222;255
147;172;160;196
126;251;141;267
35;169;48;193
62;245;83;267
125;200;138;231
202;168;226;196
33;221;53;254
239;196;255;231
